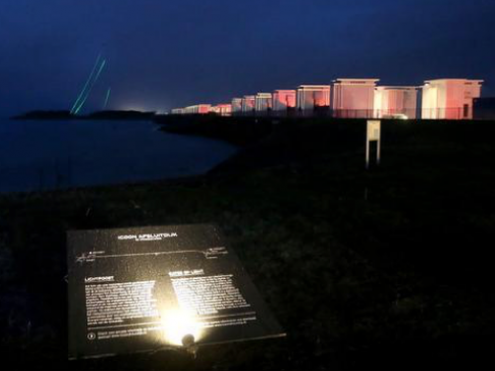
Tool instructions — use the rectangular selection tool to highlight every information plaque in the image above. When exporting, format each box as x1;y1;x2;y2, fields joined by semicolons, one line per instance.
67;224;285;360
366;120;381;169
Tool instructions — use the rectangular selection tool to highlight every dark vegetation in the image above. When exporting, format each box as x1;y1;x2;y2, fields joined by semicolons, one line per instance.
87;110;156;120
1;118;495;370
12;110;156;121
11;110;74;120
156;114;276;146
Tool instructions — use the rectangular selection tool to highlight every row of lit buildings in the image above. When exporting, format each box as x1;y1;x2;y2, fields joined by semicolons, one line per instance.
171;78;484;120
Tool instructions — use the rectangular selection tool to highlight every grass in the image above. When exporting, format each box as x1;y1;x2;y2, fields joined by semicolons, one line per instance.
1;118;495;370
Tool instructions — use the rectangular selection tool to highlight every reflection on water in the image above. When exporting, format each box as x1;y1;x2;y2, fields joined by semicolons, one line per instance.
0;119;237;193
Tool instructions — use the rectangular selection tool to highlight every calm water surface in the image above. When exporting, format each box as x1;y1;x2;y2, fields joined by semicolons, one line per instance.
0;119;237;193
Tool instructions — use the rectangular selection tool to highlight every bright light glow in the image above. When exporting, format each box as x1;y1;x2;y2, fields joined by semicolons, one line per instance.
161;309;203;346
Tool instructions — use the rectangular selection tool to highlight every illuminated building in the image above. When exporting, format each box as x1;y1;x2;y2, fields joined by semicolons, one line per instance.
210;104;232;116
272;90;296;111
296;85;331;111
241;95;256;113
231;98;243;113
184;104;212;114
421;79;483;119
171;108;185;115
374;86;418;119
255;93;273;112
332;78;379;118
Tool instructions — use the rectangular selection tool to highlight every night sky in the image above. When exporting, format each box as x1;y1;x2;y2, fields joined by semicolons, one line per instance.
1;0;494;117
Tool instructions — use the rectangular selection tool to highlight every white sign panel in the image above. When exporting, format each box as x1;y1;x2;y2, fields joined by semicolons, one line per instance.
367;120;381;141
366;120;381;169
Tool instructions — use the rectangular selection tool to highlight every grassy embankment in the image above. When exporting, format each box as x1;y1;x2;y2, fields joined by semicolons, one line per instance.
1;117;495;370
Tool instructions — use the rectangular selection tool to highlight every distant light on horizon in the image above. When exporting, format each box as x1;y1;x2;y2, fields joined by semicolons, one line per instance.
117;103;164;112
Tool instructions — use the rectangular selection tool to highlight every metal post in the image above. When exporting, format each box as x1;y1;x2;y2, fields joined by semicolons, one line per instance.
39;168;44;191
377;139;381;165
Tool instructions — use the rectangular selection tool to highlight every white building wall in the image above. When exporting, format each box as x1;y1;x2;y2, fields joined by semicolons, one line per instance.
422;79;483;119
296;85;331;111
211;104;232;116
184;104;211;114
374;87;418;119
231;98;242;113
273;90;296;111
241;96;256;112
422;84;438;119
255;93;272;112
332;78;379;118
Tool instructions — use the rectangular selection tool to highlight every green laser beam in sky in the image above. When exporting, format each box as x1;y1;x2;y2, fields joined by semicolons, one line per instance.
71;54;101;114
74;59;106;115
70;54;102;115
74;59;107;115
103;87;111;110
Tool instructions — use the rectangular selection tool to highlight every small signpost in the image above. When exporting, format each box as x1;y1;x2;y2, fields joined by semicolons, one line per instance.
67;224;285;360
366;120;381;169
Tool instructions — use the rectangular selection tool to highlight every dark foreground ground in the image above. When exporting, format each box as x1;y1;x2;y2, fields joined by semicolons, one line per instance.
1;118;495;370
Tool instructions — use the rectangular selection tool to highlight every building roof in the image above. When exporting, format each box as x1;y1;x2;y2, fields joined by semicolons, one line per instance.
375;86;419;91
333;78;380;84
297;85;331;89
424;78;484;84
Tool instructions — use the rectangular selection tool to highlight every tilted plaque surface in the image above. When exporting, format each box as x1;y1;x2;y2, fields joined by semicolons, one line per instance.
67;224;285;359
